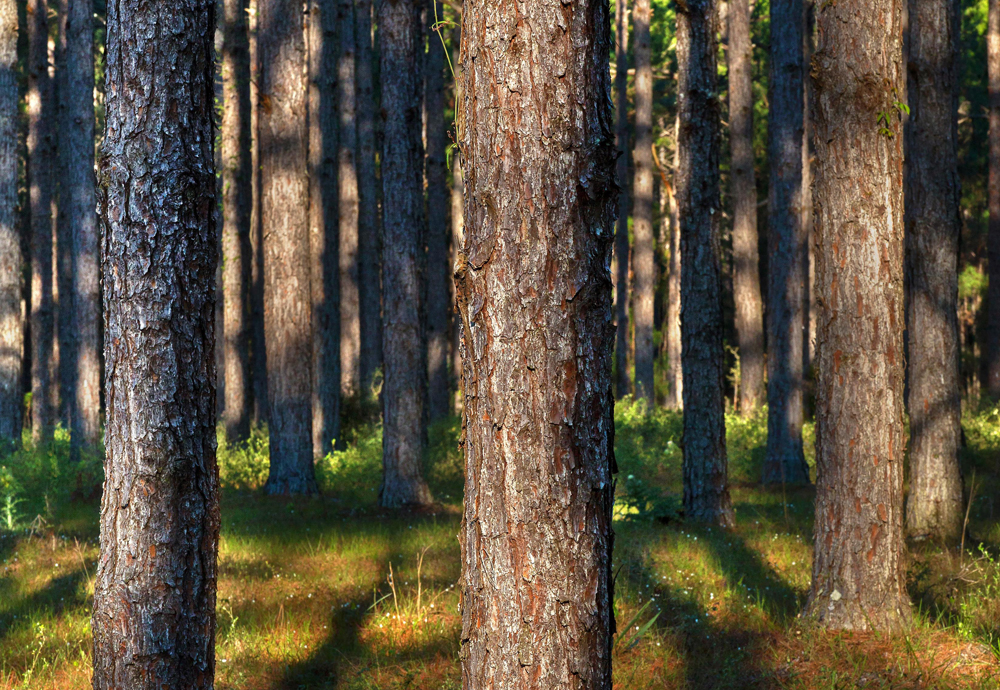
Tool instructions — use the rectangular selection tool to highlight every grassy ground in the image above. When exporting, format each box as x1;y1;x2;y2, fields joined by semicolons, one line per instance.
0;401;997;689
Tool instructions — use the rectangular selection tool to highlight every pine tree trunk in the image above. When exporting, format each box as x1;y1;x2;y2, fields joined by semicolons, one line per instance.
632;0;654;402
802;0;815;380
249;0;268;426
729;0;764;415
260;0;319;493
356;0;382;396
0;0;20;447
457;0;617;684
614;0;630;399
91;0;220;684
425;4;450;421
986;0;1000;398
451;151;464;414
804;0;911;631
222;0;253;443
27;0;55;443
763;0;810;485
677;0;734;527
904;0;963;543
666;115;683;410
339;0;361;401
379;0;432;508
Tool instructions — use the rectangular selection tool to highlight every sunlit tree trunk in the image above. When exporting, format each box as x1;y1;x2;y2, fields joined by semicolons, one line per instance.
986;0;1000;397
91;0;220;685
632;0;654;401
804;0;911;631
379;0;432;508
0;0;20;447
904;0;963;543
339;0;361;402
614;0;630;399
666;114;682;411
458;0;617;685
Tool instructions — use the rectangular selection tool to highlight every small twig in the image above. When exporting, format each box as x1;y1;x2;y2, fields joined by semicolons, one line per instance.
960;469;979;567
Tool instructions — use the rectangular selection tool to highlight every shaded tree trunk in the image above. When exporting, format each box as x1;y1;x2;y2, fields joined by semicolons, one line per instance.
678;0;734;527
763;0;810;485
91;0;220;685
425;3;449;421
0;0;20;447
904;0;963;543
260;0;319;493
666;114;683;410
804;0;911;631
249;0;268;426
357;0;382;396
986;0;1000;397
222;0;253;443
27;0;55;443
729;0;764;415
457;0;617;685
632;0;654;401
451;151;464;414
379;0;432;508
614;0;630;399
802;0;815;380
339;0;360;401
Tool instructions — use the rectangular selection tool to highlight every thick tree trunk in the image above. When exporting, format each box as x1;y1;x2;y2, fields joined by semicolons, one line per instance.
632;0;654;401
904;0;963;543
91;0;220;685
260;0;319;493
763;0;810;485
222;0;253;443
27;0;55;443
986;0;1000;397
356;0;381;396
0;0;20;447
677;0;734;527
425;3;450;421
457;0;617;685
614;0;630;399
379;0;432;508
804;0;911;631
666;115;682;410
729;0;764;415
339;0;361;402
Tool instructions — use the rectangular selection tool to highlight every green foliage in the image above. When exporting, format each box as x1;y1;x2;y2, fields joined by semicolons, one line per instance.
959;264;988;302
218;425;271;491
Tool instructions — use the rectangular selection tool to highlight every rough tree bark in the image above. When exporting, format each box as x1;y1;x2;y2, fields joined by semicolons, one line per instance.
91;0;220;685
457;0;617;685
986;0;1000;397
803;0;912;631
632;0;654;401
904;0;963;542
763;0;810;485
379;0;432;508
222;0;253;443
677;0;734;527
260;0;319;492
425;1;450;421
357;0;382;396
729;0;765;415
27;0;55;442
614;0;630;399
0;0;19;447
666;115;683;410
339;0;361;401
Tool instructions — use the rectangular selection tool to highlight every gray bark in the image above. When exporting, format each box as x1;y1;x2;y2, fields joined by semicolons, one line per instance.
339;0;360;400
91;0;220;684
678;0;734;527
904;0;963;542
633;0;654;402
0;0;20;446
804;0;912;631
457;0;617;684
614;0;630;399
379;0;432;508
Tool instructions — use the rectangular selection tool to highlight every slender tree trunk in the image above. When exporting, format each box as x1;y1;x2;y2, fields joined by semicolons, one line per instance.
632;0;654;402
763;0;810;485
614;0;630;399
729;0;764;415
677;0;734;527
379;0;432;508
425;3;449;421
904;0;963;543
666;115;683;410
986;0;1000;397
27;0;55;443
260;0;319;493
458;0;617;685
804;0;911;631
451;151;464;413
222;0;252;443
356;0;381;396
249;0;268;426
0;0;20;447
339;0;361;401
802;0;815;380
91;0;220;684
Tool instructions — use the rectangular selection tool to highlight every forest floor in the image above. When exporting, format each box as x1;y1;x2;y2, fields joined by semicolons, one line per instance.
0;401;998;689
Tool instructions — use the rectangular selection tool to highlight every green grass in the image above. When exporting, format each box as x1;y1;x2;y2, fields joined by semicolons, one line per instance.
0;402;997;688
